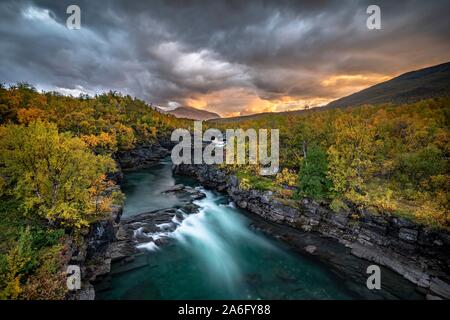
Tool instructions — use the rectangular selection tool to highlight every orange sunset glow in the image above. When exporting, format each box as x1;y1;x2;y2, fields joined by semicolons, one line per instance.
1;1;449;118
182;73;396;117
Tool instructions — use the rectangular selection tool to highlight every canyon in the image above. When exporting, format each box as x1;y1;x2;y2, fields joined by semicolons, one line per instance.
72;143;450;300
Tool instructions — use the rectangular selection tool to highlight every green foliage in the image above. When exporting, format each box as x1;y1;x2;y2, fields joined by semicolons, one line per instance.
327;112;377;201
236;169;278;191
0;121;116;229
0;84;194;299
113;122;136;150
30;229;65;250
19;242;68;300
0;85;191;150
329;198;349;213
398;145;445;184
297;145;332;200
0;226;66;300
0;227;36;299
216;98;450;226
0;84;449;299
0;199;27;253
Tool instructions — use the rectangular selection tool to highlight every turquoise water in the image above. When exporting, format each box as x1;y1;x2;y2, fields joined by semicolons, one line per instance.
99;190;356;299
120;158;188;217
97;160;363;300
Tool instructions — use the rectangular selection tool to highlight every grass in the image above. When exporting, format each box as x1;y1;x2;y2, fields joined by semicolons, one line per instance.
235;169;279;192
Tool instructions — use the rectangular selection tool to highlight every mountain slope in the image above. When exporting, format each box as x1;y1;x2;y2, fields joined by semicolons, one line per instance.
167;106;220;120
211;61;450;124
326;62;450;108
212;62;450;123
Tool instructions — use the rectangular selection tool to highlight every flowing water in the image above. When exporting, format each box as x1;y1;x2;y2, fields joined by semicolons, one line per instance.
120;159;185;217
96;159;418;300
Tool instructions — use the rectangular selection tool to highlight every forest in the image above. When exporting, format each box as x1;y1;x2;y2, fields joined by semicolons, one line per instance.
0;83;448;299
0;83;189;299
210;98;449;228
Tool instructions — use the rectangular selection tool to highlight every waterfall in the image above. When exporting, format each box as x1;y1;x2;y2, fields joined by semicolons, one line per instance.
137;189;279;289
97;162;420;300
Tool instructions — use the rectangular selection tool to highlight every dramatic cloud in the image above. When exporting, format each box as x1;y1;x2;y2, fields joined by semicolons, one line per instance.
1;0;449;116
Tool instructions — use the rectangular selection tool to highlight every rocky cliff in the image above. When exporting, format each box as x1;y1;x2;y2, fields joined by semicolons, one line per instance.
68;188;123;300
70;143;172;300
116;145;170;170
173;163;450;300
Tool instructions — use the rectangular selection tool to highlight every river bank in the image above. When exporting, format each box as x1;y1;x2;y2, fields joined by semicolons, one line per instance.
173;163;450;300
72;144;449;300
95;162;421;299
69;143;172;299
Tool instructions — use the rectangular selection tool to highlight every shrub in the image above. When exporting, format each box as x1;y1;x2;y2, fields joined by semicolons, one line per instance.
0;121;116;230
297;145;332;200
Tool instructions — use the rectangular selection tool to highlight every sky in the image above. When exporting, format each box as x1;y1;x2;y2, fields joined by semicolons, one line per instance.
0;0;449;117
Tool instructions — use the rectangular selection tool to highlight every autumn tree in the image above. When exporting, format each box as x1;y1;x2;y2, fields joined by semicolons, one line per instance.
0;121;116;230
113;122;136;150
327;112;378;202
16;108;46;124
81;131;118;155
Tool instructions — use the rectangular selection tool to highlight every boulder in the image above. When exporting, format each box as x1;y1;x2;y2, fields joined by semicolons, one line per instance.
305;245;317;254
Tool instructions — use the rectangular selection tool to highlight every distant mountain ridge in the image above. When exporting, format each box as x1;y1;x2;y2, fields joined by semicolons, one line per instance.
210;61;450;123
164;106;220;120
326;61;450;108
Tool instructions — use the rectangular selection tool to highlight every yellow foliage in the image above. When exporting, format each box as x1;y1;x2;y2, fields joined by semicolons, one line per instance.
414;201;450;227
0;121;117;230
239;178;251;191
81;132;118;154
113;122;136;150
275;168;297;187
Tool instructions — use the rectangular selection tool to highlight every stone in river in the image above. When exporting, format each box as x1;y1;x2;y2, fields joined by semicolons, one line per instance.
305;245;317;254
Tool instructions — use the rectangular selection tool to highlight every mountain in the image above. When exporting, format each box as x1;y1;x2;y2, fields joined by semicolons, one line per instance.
211;61;450;124
326;61;450;108
166;106;220;120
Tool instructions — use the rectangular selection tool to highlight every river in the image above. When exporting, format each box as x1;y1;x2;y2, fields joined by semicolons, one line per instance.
96;158;421;300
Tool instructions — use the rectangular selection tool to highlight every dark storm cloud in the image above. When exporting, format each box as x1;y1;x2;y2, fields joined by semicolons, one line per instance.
0;0;449;115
